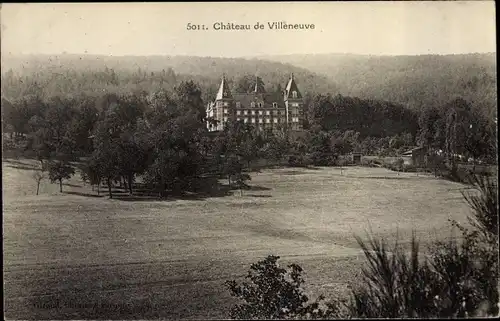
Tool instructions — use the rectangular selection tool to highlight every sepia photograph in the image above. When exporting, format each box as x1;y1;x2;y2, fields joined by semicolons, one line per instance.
1;1;498;319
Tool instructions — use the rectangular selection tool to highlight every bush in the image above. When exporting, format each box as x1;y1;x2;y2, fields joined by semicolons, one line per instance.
225;255;339;319
336;157;350;167
350;173;498;318
310;152;337;166
360;158;380;167
348;233;441;318
451;173;499;316
288;154;312;167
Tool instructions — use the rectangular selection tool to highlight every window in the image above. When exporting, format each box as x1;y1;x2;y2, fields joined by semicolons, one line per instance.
244;118;248;123
266;111;270;115
273;110;278;115
236;102;241;108
236;110;241;115
258;110;263;115
273;118;278;123
223;117;228;122
258;102;263;108
292;103;299;107
273;102;278;108
251;102;255;108
224;102;229;107
259;119;263;123
237;118;241;121
251;118;255;123
292;91;297;98
265;119;270;123
223;108;228;114
251;110;256;115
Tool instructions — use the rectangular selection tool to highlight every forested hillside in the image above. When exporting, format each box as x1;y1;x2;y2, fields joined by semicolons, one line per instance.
0;54;339;103
257;53;497;119
3;53;495;119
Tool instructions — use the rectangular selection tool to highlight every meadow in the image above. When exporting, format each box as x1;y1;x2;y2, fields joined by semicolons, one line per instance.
3;158;474;319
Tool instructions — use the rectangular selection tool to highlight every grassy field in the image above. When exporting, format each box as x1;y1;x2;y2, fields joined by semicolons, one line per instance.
3;158;475;319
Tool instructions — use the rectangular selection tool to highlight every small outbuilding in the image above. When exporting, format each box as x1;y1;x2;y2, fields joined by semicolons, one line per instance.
401;146;427;166
352;152;362;164
350;148;363;164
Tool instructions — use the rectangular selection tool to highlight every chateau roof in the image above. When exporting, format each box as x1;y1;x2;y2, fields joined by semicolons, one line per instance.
232;92;285;108
284;73;302;100
215;75;232;100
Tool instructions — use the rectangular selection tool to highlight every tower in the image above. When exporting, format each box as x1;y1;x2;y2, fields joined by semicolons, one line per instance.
283;73;303;130
214;74;235;131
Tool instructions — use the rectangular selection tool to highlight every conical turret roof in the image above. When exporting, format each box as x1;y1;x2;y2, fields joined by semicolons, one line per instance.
216;74;232;100
284;73;302;100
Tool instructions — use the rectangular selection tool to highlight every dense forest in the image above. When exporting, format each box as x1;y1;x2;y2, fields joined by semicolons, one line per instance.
3;52;497;121
0;54;339;103
258;53;497;119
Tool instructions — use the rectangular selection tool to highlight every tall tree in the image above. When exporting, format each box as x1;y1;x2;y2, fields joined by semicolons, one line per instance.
234;75;266;93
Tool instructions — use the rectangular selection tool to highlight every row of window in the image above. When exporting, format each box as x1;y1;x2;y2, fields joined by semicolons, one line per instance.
223;109;301;116
217;102;300;108
235;110;285;116
219;117;300;123
239;118;281;124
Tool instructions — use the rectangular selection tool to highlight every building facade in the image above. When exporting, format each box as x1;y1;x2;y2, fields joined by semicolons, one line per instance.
206;74;304;132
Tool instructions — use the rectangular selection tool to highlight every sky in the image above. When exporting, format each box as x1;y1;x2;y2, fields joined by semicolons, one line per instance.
0;2;496;57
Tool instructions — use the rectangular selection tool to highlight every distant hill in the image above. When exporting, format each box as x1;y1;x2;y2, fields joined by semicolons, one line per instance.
255;53;497;118
0;54;340;98
2;53;496;119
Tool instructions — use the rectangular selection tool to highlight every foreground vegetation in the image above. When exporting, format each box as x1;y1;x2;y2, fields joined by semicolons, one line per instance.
226;173;499;319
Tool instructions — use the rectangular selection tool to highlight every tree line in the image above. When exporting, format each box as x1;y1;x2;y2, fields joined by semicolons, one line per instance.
266;53;497;120
2;70;497;196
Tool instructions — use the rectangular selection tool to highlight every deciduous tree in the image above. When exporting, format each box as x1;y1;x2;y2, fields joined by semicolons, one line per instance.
48;160;75;193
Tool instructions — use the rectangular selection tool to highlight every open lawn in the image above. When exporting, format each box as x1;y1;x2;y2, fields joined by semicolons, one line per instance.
3;158;474;319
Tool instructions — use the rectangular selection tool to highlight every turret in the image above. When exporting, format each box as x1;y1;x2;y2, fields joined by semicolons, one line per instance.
284;73;302;101
216;74;232;100
283;73;303;131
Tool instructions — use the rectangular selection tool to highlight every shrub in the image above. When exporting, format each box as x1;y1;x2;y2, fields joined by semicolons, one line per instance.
310;152;338;167
360;158;380;167
287;155;311;167
461;173;498;241
225;255;339;319
348;232;441;318
450;173;499;316
336;157;350;167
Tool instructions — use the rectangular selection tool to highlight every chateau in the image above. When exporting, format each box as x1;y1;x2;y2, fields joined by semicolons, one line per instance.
206;74;303;132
